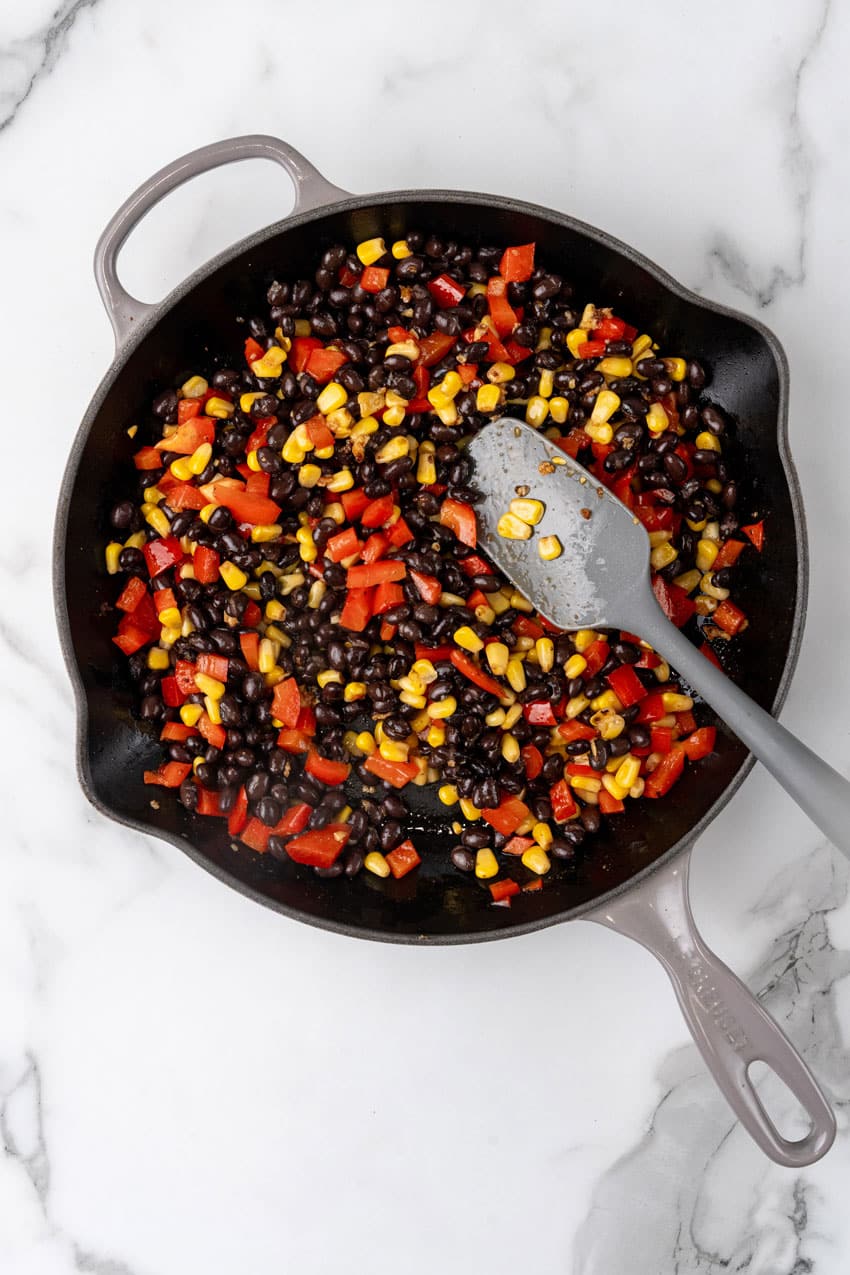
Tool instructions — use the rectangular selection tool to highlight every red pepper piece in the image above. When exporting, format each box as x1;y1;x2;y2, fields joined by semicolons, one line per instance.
244;336;265;364
346;560;406;589
458;553;493;577
143;761;191;788
427;273;466;309
191;545;219;585
682;727;716;761
577;340;605;359
486;276;519;336
557;720;596;744
227;786;249;837
340;488;371;520
652;576;696;628
598;789;625;815
115;576;148;613
154;416;215;455
417;332;456;367
566;764;599;778
713;539;747;570
513;615;544;640
305;750;351;786
386;516;414;547
196;652;229;683
386;839;422;879
212;487;281;526
363;754;419;788
240;818;272;853
286;824;352;867
414;644;454;663
243;600;261;628
644;745;686;798
360;533;389;564
275;803;312;835
499;242;535;282
373;581;405;615
523;701;558;726
361;492;395;528
503;835;535;856
676;710;697;735
550;779;577;822
339;587;374;632
304;415;335;450
359;266;390;293
520;744;544;780
162;481;209;511
713;599;748;636
112;623;151;655
196;786;222;817
700;640;723;670
439;498;477;548
326;526;363;563
582;639;610;677
650;726;674;754
142;536;183;578
502;339;533;364
160;676;184;707
197;713;226;750
276;729;311;754
289;336;323;374
271;677;301;729
636;691;669;723
410;570;442;605
635;504;675;533
239;632;260;671
450;649;505;699
132;446;163;470
741;521;765;552
482;795;531;835
490;879;521;904
605;664;648;708
160;722;195;743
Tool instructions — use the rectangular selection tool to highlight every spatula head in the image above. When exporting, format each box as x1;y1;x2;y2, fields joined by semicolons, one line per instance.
468;417;652;631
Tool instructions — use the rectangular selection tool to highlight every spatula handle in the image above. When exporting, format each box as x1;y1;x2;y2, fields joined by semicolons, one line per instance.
633;599;850;860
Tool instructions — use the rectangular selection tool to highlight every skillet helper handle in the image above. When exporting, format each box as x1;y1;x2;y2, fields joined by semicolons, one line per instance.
94;135;348;349
632;596;850;862
586;850;835;1166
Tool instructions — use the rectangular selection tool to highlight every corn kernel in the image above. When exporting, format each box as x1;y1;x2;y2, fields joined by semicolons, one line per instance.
704;520;721;542
487;362;515;384
375;436;409;465
534;369;554;399
705;478;723;494
695;431;721;453
352;732;374;758
296;464;322;490
356;237;387;266
701;572;730;600
438;784;459;806
476;383;502;413
281;434;307;465
157;606;182;629
522;845;551;875
475;847;499;879
686;517;707;533
534;638;554;673
482;642;508;677
147;647;170;670
399;691;427;709
499;733;520;764
364;851;391;878
219;561;248;591
144;506;171;537
663;357;687;381
391;239;412;259
180;703;203;727
545;397;568;427
597;357;632;378
497;512;533;540
650;542;679;570
181;375;208;399
646;402;669;434
695;538;719;572
532;822;553;850
438;371;462;399
427;695;457;720
673;569;702;594
257;638;278;674
595;710;626;740
591;690;622;713
205;396;234;418
585;420;614;445
453;626;483;654
574;629;598;652
602;774;628;801
314;382;345;415
195;672;225;700
526;396;549;428
564;654;587;680
538;534;563;561
251;349;288;378
631;333;653;360
509;498;545;526
566;329;588;357
105;542;122;574
507;657;527;692
240;392;263;413
199;502;218;524
124;531;146;549
379;739;409;763
203;695;221;725
566;694;590;719
615;756;641;790
571;774;602;794
321;468;352;493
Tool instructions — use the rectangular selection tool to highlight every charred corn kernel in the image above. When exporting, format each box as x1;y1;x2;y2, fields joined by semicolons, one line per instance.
705;478;723;494
704;520;721;542
585;420;614;445
105;542;122;574
412;659;438;685
507;657;527;692
663;357;687;382
501;733;521;764
475;847;499;879
427;695;457;720
297;463;322;488
538;534;564;563
438;783;459;807
356;237;387;265
219;561;247;591
696;538;719;571
453;626;484;653
596;709;626;740
548;397;570;426
566;328;588;358
358;390;385;417
537;369;555;399
602;774;628;801
615;756;641;790
457;798;480;824
662;692;694;712
376;437;410;465
281;434;307;464
686;516;707;532
240;392;263;413
258;638;278;674
536;638;555;672
399;691;427;709
181;374;207;398
199;502;218;524
566;694;590;719
673;569;702;594
427;722;446;748
204;695;222;725
157;606;181;628
476;383;501;413
646;402;669;434
180;703;203;727
383;405;406;428
631;333;653;360
314;382;345;415
532;821;553;850
526;396;549;427
124;531;146;549
317;669;342;688
650;542;678;570
571;774;602;794
701;572;730;600
497;512;532;540
326;408;353;438
391;239;412;259
364;850;391;878
522;846;551;875
250;523;282;544
147;647;170;671
695;431;721;452
379;738;409;762
597;358;632;379
438;371;463;399
144;506;171;537
485;642;510;677
355;731;376;756
246;449;262;473
195;672;225;700
509;497;545;525
574;629;598;653
205;395;233;418
564;654;588;679
694;595;717;616
415;438;436;482
487;361;515;384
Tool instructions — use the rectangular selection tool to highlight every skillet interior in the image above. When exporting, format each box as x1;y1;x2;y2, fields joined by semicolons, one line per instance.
56;193;803;941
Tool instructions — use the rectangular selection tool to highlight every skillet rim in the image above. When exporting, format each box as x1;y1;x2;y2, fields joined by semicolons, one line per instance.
53;187;807;944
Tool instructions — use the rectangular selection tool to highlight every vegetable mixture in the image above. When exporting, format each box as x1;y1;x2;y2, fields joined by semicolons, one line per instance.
105;233;765;899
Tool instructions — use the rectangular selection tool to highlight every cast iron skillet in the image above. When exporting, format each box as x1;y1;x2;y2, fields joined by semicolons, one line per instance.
53;135;835;1165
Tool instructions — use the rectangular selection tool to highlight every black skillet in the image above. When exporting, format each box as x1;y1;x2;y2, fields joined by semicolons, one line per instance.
53;135;835;1165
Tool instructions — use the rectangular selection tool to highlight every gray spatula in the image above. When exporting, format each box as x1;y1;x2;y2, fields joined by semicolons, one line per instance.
468;416;850;859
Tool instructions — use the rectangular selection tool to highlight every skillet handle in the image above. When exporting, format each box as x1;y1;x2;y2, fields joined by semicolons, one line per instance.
94;135;348;348
585;849;835;1166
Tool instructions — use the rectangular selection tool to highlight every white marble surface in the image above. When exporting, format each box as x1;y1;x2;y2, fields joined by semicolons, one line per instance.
3;0;850;1270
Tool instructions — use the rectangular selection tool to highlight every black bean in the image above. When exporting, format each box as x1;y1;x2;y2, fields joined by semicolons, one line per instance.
451;846;476;872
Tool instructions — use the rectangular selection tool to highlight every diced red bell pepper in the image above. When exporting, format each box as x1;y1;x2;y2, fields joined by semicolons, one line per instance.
598;789;625;815
550;779;577;822
360;533;388;565
338;264;359;288
163;481;209;511
410;570;442;605
387;326;411;344
512;615;544;640
380;620;396;641
486;277;519;337
373;581;405;616
636;691;669;723
361;492;395;528
363;754;419;788
502;339;533;365
612;468;636;510
246;472;271;500
160;721;195;742
503;836;535;857
676;710;697;735
457;363;479;385
566;764;599;778
682;727;716;761
386;517;414;547
650;726;674;754
244;336;265;364
304;415;335;451
458;553;493;578
271;677;301;728
196;786;222;818
143;761;191;788
276;728;311;754
415;644;455;663
652;575;696;628
155;416;215;456
346;560;406;589
520;744;544;781
490;878;521;903
275;803;312;835
700;640;723;670
577;340;605;359
289;336;323;374
450;649;505;700
712;538;745;570
192;545;220;585
499;243;535;283
340;488;371;520
177;398;202;425
240;631;260;670
427;273;466;309
523;701;558;726
133;446;163;470
557;720;596;744
115;576;148;613
212;487;281;526
227;786;250;837
196;652;229;682
286;824;352;868
644;745;686;798
713;600;749;635
326;526;363;563
197;713;226;750
171;660;196;696
160;676;184;707
482;795;531;836
582;639;610;677
605;664;649;708
243;600;262;628
360;266;389;293
417;332;456;367
635;504;676;533
339;587;374;632
741;521;765;552
386;839;422;879
591;315;628;341
439;499;477;548
241;817;273;853
297;704;316;735
143;536;183;578
305;750;351;786
112;623;151;655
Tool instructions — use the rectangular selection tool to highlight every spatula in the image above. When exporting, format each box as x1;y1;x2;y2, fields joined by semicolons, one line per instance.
468;416;850;859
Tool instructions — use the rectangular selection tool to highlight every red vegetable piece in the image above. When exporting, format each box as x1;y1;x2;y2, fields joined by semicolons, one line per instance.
644;745;686;798
386;517;414;547
361;493;395;528
523;701;558;726
115;576;148;613
163;481;209;511
359;266;390;294
490;878;521;903
410;570;442;605
439;498;477;548
713;539;747;570
373;580;405;616
481;795;531;836
520;745;544;780
346;560;406;589
550;779;577;823
160;722;195;743
582;639;610;677
226;787;249;837
386;839;422;879
598;789;625;815
111;622;152;655
713;599;749;635
427;273;466;309
239;632;260;670
192;545;220;585
142;536;183;578
213;487;281;526
275;803;312;835
304;415;335;451
700;640;723;670
155;416;215;455
160;676;184;708
449;649;505;700
286;824;352;868
650;726;674;755
196;652;229;682
196;785;222;817
499;243;535;283
577;340;606;359
652;575;696;628
276;729;311;754
502;835;535;856
271;677;301;728
339;587;374;632
557;720;596;744
486;276;519;336
240;817;272;853
326;526;363;563
414;644;454;663
244;336;265;364
197;713;226;750
636;691;669;723
143;761;191;788
363;755;419;788
305;750;351;786
605;664;648;708
289;336;323;375
458;553;493;578
340;488;371;520
682;727;716;761
741;521;765;552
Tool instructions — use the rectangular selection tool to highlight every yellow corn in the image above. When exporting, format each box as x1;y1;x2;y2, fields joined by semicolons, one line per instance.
615;755;641;791
571;774;602;794
566;694;590;719
199;502;217;524
438;784;459;806
522;845;551;875
379;738;409;763
536;369;554;399
566;329;588;357
476;383;501;413
246;449;262;473
703;520;721;542
535;638;555;673
426;723;446;748
475;847;499;879
489;590;511;615
591;690;621;713
157;606;181;629
180;703;203;727
526;396;549;427
532;821;553;850
324;468;354;492
590;390;621;425
460;798;482;822
602;774;628;801
497;512;533;540
317;669;342;688
485;642;510;677
251;347;288;378
297;463;322;488
307;579;326;610
437;371;462;400
574;630;598;653
147;647;170;671
594;709;626;740
427;695;457;720
631;333;653;360
584;420;614;445
144;506;171;537
124;531;146;549
453;626;483;653
695;431;721;453
356;237;387;266
500;733;520;764
240;392;264;413
509;498;545;526
705;478;723;494
203;695;221;725
219;561;247;591
597;357;632;378
661;691;693;713
564;654;587;679
474;603;496;625
391;239;412;259
507;657;527;692
281;433;307;465
673;569;702;594
105;542;122;574
650;542;678;570
399;690;427;709
364;851;391;878
486;362;515;384
143;485;164;505
548;396;569;425
538;535;563;561
355;731;376;756
663;357;687;381
645;402;669;434
258;638;278;674
316;382;347;414
181;375;208;398
205;396;233;418
696;538;719;571
249;523;281;544
412;659;438;685
195;672;225;700
701;572;730;600
375;436;409;464
324;501;345;524
416;443;437;485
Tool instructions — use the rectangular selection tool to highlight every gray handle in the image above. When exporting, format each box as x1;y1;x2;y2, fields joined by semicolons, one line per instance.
587;849;835;1165
94;134;348;348
631;594;850;860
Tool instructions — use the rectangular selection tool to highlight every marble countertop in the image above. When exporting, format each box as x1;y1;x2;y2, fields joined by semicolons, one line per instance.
3;0;850;1271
